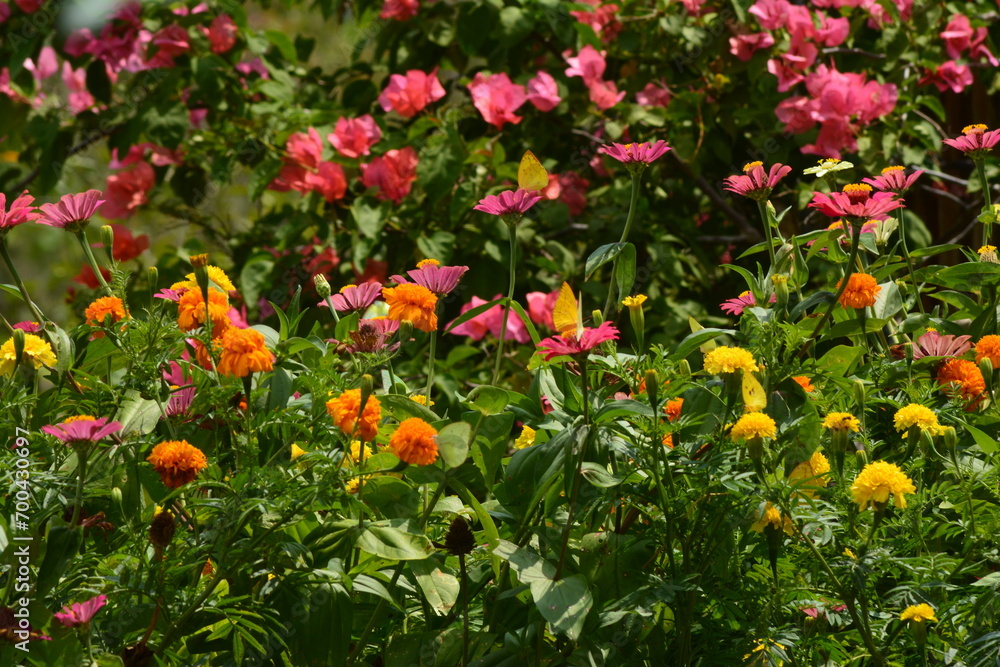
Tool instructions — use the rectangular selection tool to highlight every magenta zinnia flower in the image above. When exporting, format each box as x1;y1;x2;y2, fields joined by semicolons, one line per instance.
910;330;973;360
808;184;903;221
12;321;41;333
54;594;107;628
390;260;469;296
37;190;105;231
598;140;671;166
42;416;122;445
537;321;619;360
723;162;792;201
319;282;383;312
163;361;196;417
338;317;401;354
474;188;543;223
720;291;777;316
0;191;40;233
943;124;1000;158
862;166;924;194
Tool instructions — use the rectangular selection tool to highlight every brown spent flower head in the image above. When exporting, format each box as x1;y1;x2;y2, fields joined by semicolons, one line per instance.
149;509;175;552
837;273;881;309
936;358;986;407
147;440;209;488
389;417;439;466
326;388;382;441
444;516;476;555
217;327;274;377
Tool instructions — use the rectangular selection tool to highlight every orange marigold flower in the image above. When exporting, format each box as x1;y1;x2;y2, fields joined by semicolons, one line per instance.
664;398;683;422
326;388;381;441
389;417;439;466
792;376;814;393
382;283;438;332
84;296;128;338
217;327;274;377
661;433;674;449
975;335;1000;367
177;287;230;335
837;273;881;309
147;440;208;488
937;358;986;406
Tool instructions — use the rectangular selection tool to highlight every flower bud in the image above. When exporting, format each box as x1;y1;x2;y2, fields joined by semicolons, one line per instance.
942;426;958;451
919;427;936;455
12;328;25;369
100;225;116;264
147;266;158;291
111;486;123;505
677;359;691;378
591;309;604;327
852;380;866;408
644;369;659;408
397;320;413;345
313;274;332;300
190;254;211;299
979;357;993;389
772;274;790;310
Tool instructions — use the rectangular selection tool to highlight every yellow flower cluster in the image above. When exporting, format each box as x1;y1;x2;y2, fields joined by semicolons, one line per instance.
750;502;794;535
703;346;757;374
730;412;776;441
851;461;916;511
789;451;831;498
822;412;860;432
900;603;937;623
0;334;57;376
893;404;943;434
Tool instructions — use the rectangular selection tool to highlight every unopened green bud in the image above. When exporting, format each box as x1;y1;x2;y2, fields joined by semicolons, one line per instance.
591;309;604;327
852;380;866;408
942;426;958;450
644;369;659;408
358;374;375;425
12;328;26;368
314;274;332;300
919;427;936;454
397;320;413;344
111;486;123;505
99;225;116;264
979;357;993;381
677;359;691;378
147;266;158;289
772;274;790;309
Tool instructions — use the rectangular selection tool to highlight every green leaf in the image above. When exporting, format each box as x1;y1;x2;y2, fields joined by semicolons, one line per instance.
352;199;387;240
115;389;161;436
381;393;439;422
265;29;297;61
872;281;902;319
492;539;556;582
931;263;1000;289
357;521;434;560
410;559;459;616
594;399;655;424
466;385;509;415
962;423;998;454
334;311;360;343
448;478;502;578
817;345;864;377
466;411;514;487
36;526;82;596
267;367;292;412
585;242;627;278
580;462;621;488
614;243;637;303
444;297;503;334
530;575;593;641
436;422;471;469
506;298;541;345
671;328;736;361
0;284;22;301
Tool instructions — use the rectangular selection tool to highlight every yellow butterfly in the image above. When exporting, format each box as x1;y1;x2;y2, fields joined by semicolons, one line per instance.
742;372;767;412
518;150;549;191
552;282;584;339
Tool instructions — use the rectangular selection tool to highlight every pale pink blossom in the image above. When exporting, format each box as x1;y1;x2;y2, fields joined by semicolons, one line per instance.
468;72;526;129
391;263;469;296
729;33;775;62
474;189;542;218
24;46;58;83
448;295;530;343
43;417;122;445
378;68;446;118
748;0;788;30
526;71;561;112
910;330;972;360
815;15;850;47
37;190;105;229
599;141;671;165
526;290;559;329
328;115;382;158
320;282;383;312
360;147;419;204
564;45;608;87
0;191;40;232
588;79;624;110
636;82;670;108
54;595;107;628
61;62;95;114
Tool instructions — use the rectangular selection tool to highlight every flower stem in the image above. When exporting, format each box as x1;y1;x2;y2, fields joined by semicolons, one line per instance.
603;172;642;318
491;223;518;386
71;449;87;527
75;230;113;297
798;221;863;358
555;358;589;581
425;326;438;403
0;237;49;326
895;209;925;315
756;199;778;269
976;159;993;245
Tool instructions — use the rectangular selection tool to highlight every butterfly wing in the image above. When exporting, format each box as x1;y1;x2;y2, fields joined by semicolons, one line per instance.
742;372;767;413
518;150;549;192
552;282;582;338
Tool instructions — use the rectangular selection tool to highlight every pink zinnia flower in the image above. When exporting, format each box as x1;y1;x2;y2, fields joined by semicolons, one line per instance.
391;261;469;296
54;595;108;628
468;72;527;129
0;191;40;232
205;14;238;54
37;190;105;231
943;124;1000;158
42;417;122;445
12;321;41;333
101;161;156;220
380;0;420;21
448;295;530;343
163;361;195;417
720;291;776;316
598;141;671;166
537;321;619;360
474;188;543;222
378;68;446;118
526;71;561;112
862;166;923;194
328;115;382;158
360;147;419;204
910;330;973;360
321;282;384;312
809;184;903;221
723;161;791;201
341;317;401;354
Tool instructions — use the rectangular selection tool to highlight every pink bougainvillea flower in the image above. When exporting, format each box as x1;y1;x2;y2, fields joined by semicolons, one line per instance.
588;78;625;110
309;162;349;202
328;115;382;158
720;291;776;315
910;330;973;360
527;289;560;329
635;82;670;108
546;172;589;215
54;595;107;628
941;14;998;65
380;0;420;21
286;128;324;169
599;140;671;166
748;0;786;30
723;161;791;201
563;45;608;87
474;188;543;222
943;124;1000;158
61;62;96;114
766;37;818;92
569;0;622;42
205;14;238;54
92;224;150;262
0;3;10;22
0;191;40;233
24;46;58;84
320;282;384;312
448;295;530;343
468;72;526;129
146;23;191;68
862;166;923;194
391;261;469;296
378;68;446;118
101;161;155;220
809;184;903;221
37;190;105;230
815;15;850;47
537;321;619;360
919;61;974;94
360;147;419;204
729;32;775;62
526;71;561;112
42;417;122;446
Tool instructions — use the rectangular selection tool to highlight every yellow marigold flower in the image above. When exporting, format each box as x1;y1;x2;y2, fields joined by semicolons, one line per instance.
382;283;438;332
326;388;381;441
975;335;1000;366
84;296;128;337
750;502;794;535
290;444;306;461
730;412;777;441
792;376;814;393
0;334;57;376
514;426;536;450
937;358;986;406
176;287;230;335
837;273;881;309
65;414;96;423
389;418;439;466
216;327;274;377
704;346;758;374
416;258;440;268
664;397;684;422
346;478;362;494
822;412;860;431
621;294;647;310
410;394;435;407
340;440;374;467
851;461;916;510
893;404;942;433
900;603;937;623
171;265;235;293
789;451;831;498
147;440;209;488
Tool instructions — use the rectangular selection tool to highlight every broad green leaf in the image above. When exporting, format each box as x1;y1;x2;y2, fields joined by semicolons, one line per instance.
466;385;509;415
380;393;439;422
410;559;459;616
585;242;627;278
357;522;434;561
530;575;593;641
115;389;161;436
436;422;471;469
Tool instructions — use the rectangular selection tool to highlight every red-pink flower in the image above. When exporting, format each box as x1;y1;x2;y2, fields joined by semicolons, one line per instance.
205;14;238;54
553;172;589;215
341;318;401;354
37;190;105;230
163;361;195;417
380;0;420;21
61;62;96;114
635;82;670;108
54;595;107;628
862;166;923;194
42;417;122;445
564;45;608;87
720;291;776;316
321;282;384;312
286;128;324;169
448;295;530;343
391;263;469;296
724;162;791;201
526;71;561;112
569;1;621;42
147;24;190;68
729;32;775;62
12;321;41;333
15;0;45;11
910;330;972;360
328;115;382;158
101;161;155;220
468;72;526;129
748;0;787;30
815;15;850;47
588;79;625;110
943;124;1000;157
527;290;559;329
599;141;671;166
310;162;349;202
537;322;619;360
0;191;40;232
378;68;446;118
360;147;419;204
941;14;998;65
0;4;11;22
920;61;974;94
24;46;58;84
809;184;903;221
474;189;543;221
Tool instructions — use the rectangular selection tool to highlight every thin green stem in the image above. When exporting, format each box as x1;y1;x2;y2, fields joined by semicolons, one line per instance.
895;209;925;315
603;172;642;318
75;230;113;297
797;221;863;359
976;159;992;245
491;224;518;386
425;327;438;403
70;449;87;527
0;237;49;326
555;358;590;580
756;199;778;268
